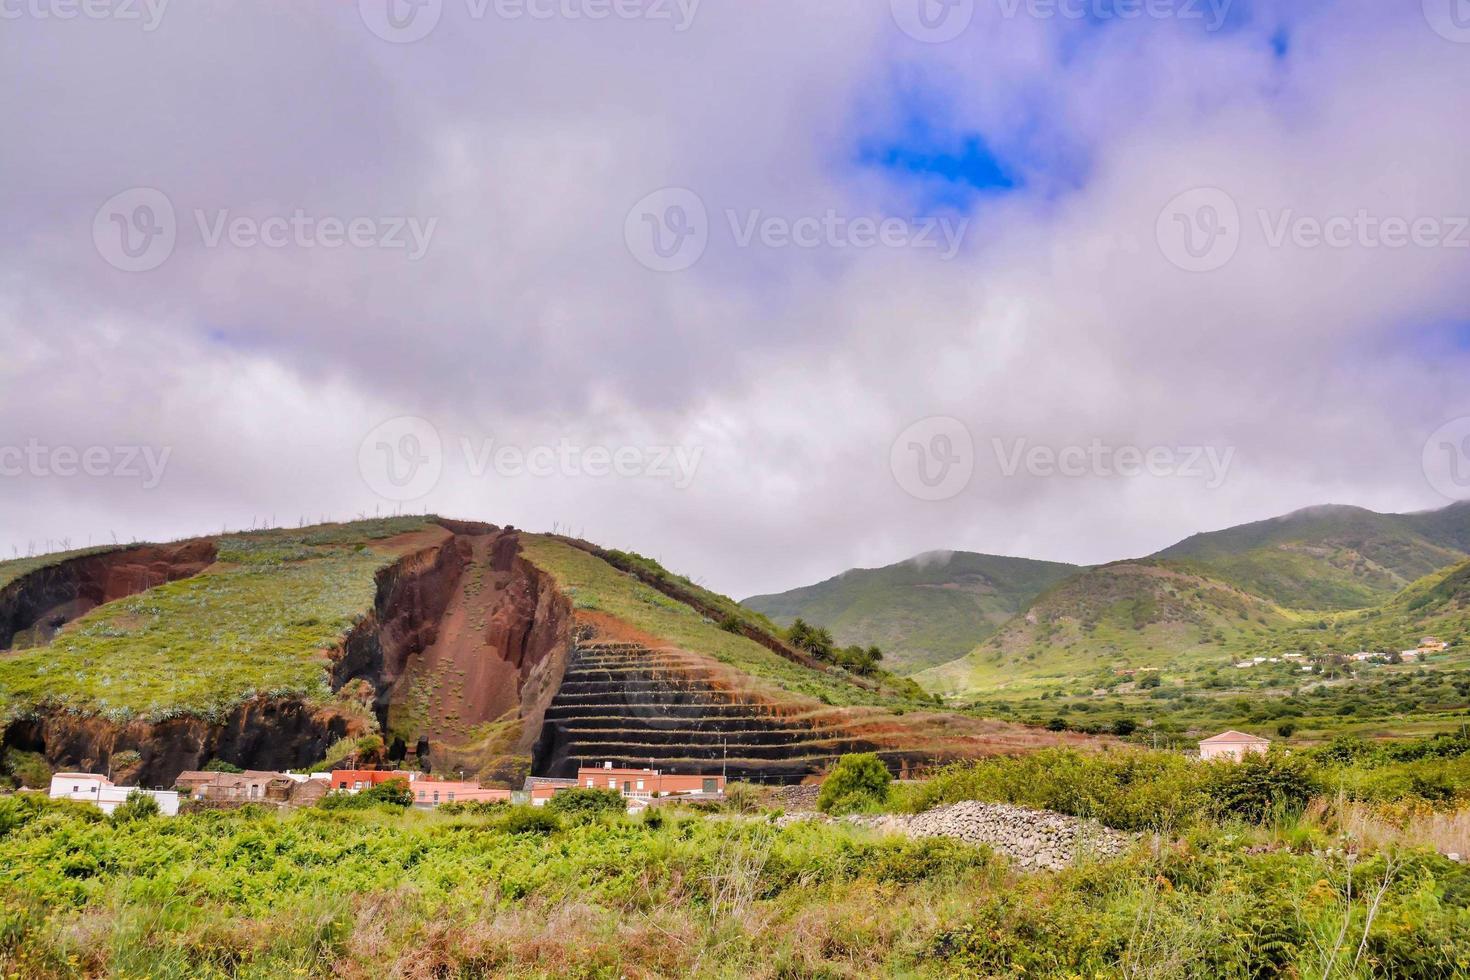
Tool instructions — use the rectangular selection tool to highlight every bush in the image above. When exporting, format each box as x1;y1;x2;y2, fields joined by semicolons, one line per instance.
496;805;561;835
111;789;161;823
204;759;244;773
319;776;415;810
898;748;1211;831
1206;751;1318;823
545;788;626;820
818;753;891;814
3;749;53;789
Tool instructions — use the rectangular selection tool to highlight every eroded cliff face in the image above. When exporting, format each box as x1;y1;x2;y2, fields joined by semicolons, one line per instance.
0;540;217;650
2;700;362;788
1;526;574;788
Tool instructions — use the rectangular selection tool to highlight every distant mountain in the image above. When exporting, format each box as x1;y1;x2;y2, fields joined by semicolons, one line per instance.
1152;503;1470;609
744;502;1470;696
743;551;1079;674
915;559;1290;695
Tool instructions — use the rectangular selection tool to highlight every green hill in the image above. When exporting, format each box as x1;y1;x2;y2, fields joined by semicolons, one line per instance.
915;560;1294;696
1152;503;1470;609
743;551;1080;674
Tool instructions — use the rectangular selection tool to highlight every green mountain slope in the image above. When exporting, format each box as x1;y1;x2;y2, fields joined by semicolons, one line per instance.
1152;503;1470;610
916;560;1294;695
743;551;1080;674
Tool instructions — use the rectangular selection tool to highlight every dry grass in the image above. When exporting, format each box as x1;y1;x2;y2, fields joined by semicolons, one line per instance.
1306;794;1470;857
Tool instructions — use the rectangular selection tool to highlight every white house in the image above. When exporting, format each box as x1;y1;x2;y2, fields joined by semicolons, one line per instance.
49;773;180;816
1199;731;1270;762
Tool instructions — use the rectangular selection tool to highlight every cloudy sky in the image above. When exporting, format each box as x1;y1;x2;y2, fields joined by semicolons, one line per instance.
3;0;1470;599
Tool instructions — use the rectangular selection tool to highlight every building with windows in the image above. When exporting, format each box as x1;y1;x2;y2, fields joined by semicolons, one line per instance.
1198;731;1270;762
408;780;512;807
576;763;725;800
49;773;180;816
329;769;420;792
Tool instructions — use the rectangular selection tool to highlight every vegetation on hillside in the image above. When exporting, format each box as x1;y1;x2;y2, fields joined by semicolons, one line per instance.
519;534;934;709
744;550;1079;674
0;519;434;724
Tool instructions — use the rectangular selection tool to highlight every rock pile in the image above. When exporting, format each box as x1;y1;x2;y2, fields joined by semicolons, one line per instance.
849;801;1138;871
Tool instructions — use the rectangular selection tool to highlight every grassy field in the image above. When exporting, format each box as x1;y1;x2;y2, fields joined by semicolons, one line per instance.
0;519;434;724
520;535;929;709
3;745;1469;978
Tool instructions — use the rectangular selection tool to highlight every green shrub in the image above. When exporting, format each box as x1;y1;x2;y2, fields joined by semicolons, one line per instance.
496;805;561;835
111;790;161;823
898;748;1211;831
544;787;626;820
204;759;244;774
2;749;52;789
318;777;414;811
818;753;891;814
1206;751;1318;823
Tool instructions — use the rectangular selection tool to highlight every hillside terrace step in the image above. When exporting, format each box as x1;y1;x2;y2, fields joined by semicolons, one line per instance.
555;738;882;761
565;656;707;671
540;708;793;725
560;666;726;683
547;691;741;707
564;663;711;678
550;724;826;742
555;679;737;695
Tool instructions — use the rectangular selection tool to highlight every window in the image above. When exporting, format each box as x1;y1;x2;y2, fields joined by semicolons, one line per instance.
608;778;617;789
635;780;644;791
623;781;631;793
432;791;439;802
447;792;455;802
586;779;595;787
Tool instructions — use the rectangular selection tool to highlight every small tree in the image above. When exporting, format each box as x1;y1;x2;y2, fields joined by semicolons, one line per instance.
111;790;161;823
818;753;892;814
545;787;626;820
362;776;414;808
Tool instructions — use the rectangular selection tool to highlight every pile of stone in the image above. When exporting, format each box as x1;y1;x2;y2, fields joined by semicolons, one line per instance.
848;801;1139;871
765;783;821;812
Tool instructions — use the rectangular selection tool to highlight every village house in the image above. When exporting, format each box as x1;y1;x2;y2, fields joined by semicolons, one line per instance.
1419;637;1449;652
578;762;725;800
1198;731;1270;762
408;779;512;807
175;769;294;802
49;773;180;816
329;769;420;792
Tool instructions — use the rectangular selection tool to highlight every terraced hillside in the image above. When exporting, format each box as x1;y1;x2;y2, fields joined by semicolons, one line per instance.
743;551;1080;674
0;519;1086;790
